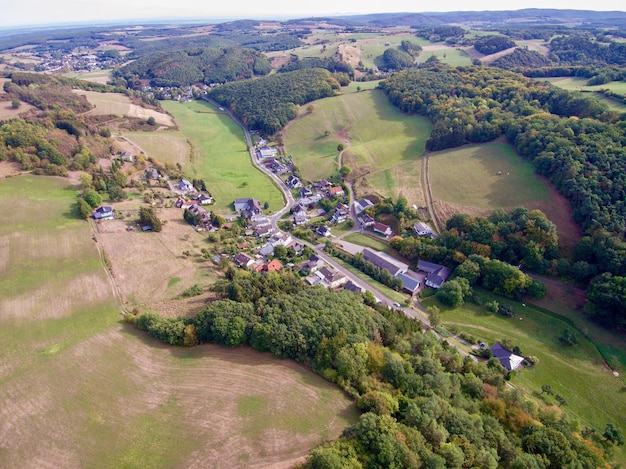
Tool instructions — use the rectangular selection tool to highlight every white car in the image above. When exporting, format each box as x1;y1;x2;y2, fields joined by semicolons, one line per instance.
393;302;401;308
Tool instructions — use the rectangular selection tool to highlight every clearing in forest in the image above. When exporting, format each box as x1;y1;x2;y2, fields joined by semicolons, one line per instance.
77;90;175;126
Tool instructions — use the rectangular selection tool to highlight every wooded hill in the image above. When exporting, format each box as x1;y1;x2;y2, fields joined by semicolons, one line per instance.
209;68;340;134
130;270;613;469
379;65;626;328
114;47;272;87
0;73;119;176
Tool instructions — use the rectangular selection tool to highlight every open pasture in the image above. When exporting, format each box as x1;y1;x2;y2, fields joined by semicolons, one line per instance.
419;46;473;66
64;69;113;84
0;175;358;469
285;89;431;182
162;100;284;213
77;90;174;126
429;142;549;209
121;130;190;167
427;294;626;464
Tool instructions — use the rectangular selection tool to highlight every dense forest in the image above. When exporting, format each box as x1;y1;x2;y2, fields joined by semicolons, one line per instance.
473;35;516;55
379;65;626;327
129;270;613;468
114;47;272;87
209;68;340;134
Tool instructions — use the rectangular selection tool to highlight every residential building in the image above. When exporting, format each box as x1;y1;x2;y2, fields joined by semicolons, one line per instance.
414;222;434;237
372;222;392;237
258;146;278;160
328;186;345;197
178;179;195;192
195;193;213;205
319;267;347;289
354;198;374;215
358;213;375;228
331;203;349;224
317;226;331;237
256;259;282;273
344;280;365;294
362;249;408;277
417;260;452;289
491;343;524;372
93;206;114;220
233;252;254;268
287;175;302;189
234;198;262;219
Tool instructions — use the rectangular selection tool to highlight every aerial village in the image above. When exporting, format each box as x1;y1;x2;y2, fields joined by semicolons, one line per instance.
92;137;452;304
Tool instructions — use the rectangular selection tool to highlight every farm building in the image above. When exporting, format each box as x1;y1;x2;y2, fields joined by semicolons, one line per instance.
490;343;524;372
93;206;114;220
417;260;451;289
363;249;408;277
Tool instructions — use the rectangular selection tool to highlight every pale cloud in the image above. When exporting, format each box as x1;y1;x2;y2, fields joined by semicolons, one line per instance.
0;0;623;28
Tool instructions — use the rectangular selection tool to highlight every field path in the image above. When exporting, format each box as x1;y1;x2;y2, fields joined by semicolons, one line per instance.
420;155;441;233
89;218;127;313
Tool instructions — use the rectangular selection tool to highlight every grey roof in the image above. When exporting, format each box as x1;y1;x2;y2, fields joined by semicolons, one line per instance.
418;260;446;273
344;280;364;293
491;343;524;371
397;272;420;292
362;249;408;276
425;267;451;288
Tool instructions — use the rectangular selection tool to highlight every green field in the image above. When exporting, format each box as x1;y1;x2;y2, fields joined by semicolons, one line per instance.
343;232;390;252
0;175;358;468
122;130;191;167
425;293;626;465
536;77;626;111
285;89;431;183
161;100;284;213
419;47;473;67
429;142;549;209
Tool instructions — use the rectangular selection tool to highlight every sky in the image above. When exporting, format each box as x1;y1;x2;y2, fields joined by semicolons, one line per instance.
0;0;624;29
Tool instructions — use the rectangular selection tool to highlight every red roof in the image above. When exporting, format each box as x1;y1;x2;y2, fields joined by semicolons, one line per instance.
329;186;345;195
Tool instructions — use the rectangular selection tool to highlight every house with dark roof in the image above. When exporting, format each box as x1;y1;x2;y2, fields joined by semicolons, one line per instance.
417;260;452;289
234;198;262;219
490;343;524;372
287;175;302;189
317;226;331;237
319;267;347;289
93;206;114;220
344;280;365;294
234;252;254;268
331;203;349;224
372;222;392;237
178;179;195;192
354;198;374;215
358;213;375;228
363;249;408;277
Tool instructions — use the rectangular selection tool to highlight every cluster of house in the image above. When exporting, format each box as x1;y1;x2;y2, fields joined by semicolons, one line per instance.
233;252;284;273
353;198;393;237
361;248;451;294
173;179;215;230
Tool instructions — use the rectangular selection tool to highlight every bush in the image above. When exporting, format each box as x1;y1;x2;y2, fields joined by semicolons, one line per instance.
181;284;203;298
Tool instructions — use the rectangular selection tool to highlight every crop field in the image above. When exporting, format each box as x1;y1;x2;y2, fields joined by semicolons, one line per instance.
425;292;626;465
64;69;113;84
121;130;190;167
0;175;358;469
162;100;284;213
77;90;175;126
429;142;549;209
284;89;431;183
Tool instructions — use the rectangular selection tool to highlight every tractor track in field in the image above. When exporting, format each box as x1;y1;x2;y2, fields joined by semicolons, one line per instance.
421;154;442;233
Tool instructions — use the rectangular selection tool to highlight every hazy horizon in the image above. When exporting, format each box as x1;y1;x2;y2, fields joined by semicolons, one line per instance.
1;1;625;29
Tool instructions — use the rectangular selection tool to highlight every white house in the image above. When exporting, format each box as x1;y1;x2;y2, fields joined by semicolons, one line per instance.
414;222;434;236
93;206;114;220
354;198;374;215
178;179;195;192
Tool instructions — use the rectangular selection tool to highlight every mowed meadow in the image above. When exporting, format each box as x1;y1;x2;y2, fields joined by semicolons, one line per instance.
0;176;357;468
161;100;284;213
284;88;431;187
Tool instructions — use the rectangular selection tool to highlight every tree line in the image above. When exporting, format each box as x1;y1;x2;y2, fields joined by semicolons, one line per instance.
128;269;614;468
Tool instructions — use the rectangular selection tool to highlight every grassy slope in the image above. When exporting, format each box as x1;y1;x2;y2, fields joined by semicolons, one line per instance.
285;89;431;185
429;142;550;209
122;130;190;167
161;100;284;213
0;175;357;469
424;293;626;465
536;77;626;112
